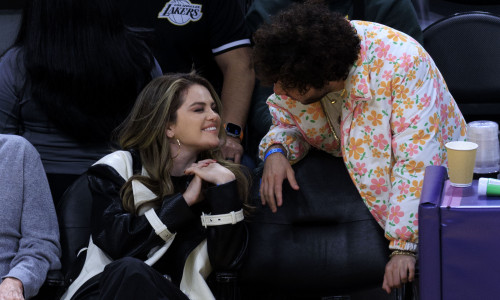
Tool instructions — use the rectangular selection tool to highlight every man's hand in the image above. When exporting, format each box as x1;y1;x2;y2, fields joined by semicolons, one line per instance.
382;254;416;294
260;147;299;212
221;136;244;163
0;277;24;300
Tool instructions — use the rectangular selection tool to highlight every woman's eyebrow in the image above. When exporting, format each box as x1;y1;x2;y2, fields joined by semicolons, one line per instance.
189;100;215;107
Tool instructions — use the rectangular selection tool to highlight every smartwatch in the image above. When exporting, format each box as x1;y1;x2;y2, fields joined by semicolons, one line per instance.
224;123;243;141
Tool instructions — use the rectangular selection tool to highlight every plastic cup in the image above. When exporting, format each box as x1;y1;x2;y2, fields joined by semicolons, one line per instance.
445;141;478;187
467;120;500;174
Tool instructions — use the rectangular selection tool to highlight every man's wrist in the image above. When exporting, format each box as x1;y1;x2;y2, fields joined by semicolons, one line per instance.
389;250;416;259
224;123;244;141
2;277;23;289
226;135;242;143
264;145;287;161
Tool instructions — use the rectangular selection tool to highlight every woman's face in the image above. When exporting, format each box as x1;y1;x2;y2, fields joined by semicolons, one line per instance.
166;84;221;154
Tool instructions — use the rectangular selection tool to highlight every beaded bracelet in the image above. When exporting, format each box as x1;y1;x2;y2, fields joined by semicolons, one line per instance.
264;148;286;162
389;250;417;259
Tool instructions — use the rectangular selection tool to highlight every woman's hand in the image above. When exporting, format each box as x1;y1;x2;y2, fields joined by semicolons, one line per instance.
182;159;236;206
183;174;203;206
0;278;24;300
184;159;235;186
382;254;416;294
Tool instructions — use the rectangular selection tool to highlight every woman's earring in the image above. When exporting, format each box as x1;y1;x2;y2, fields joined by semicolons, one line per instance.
172;138;181;159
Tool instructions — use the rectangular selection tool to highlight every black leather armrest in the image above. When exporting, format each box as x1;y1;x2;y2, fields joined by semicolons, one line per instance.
44;270;65;287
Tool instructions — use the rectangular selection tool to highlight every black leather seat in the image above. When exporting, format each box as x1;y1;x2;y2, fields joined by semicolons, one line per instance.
56;173;93;282
31;173;92;300
423;11;500;124
239;149;391;299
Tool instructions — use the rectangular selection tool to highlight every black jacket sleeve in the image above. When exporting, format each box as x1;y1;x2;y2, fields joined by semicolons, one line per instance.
204;180;248;271
88;164;197;260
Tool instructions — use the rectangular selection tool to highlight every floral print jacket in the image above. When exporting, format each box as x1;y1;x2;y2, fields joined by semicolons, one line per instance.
259;21;467;251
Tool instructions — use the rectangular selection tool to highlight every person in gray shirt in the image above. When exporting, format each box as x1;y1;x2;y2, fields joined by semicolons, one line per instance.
0;134;60;300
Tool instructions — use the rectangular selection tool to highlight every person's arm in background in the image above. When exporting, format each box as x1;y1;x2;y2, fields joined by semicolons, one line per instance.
1;136;61;299
0;48;24;133
206;0;255;163
215;46;255;163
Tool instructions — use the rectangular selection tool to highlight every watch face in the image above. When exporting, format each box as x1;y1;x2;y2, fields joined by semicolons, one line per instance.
225;123;242;137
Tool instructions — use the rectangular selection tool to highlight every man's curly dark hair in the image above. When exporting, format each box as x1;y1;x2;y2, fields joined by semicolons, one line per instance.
253;1;361;94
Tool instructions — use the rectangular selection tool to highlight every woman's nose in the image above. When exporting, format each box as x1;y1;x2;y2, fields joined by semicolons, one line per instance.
207;109;219;120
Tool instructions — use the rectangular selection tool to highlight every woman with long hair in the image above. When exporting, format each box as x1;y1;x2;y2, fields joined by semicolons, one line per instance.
0;0;161;204
61;73;249;300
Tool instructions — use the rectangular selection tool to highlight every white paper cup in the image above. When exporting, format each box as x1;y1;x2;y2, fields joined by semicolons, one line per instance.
445;141;478;187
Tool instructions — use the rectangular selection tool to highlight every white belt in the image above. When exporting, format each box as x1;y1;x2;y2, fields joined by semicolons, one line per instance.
145;208;175;242
200;209;244;228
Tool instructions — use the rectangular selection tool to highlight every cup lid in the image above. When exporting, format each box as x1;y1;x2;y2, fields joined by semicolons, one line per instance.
478;177;488;196
445;141;478;150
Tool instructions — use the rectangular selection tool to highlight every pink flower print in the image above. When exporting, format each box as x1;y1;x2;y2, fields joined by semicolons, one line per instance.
402;53;413;64
359;44;367;60
440;104;448;120
352;105;363;119
373;134;388;150
398;182;410;194
420;93;431;108
399;54;413;72
389;205;404;224
413;213;419;226
437;91;444;107
393;117;410;133
387;54;397;62
370;178;388;195
375;41;390;58
382;70;392;81
409;114;420;125
395;226;412;240
354;162;367;176
364;125;372;133
406;143;419;156
372;204;388;222
432;153;441;165
358;78;369;95
309;135;324;147
433;78;440;90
